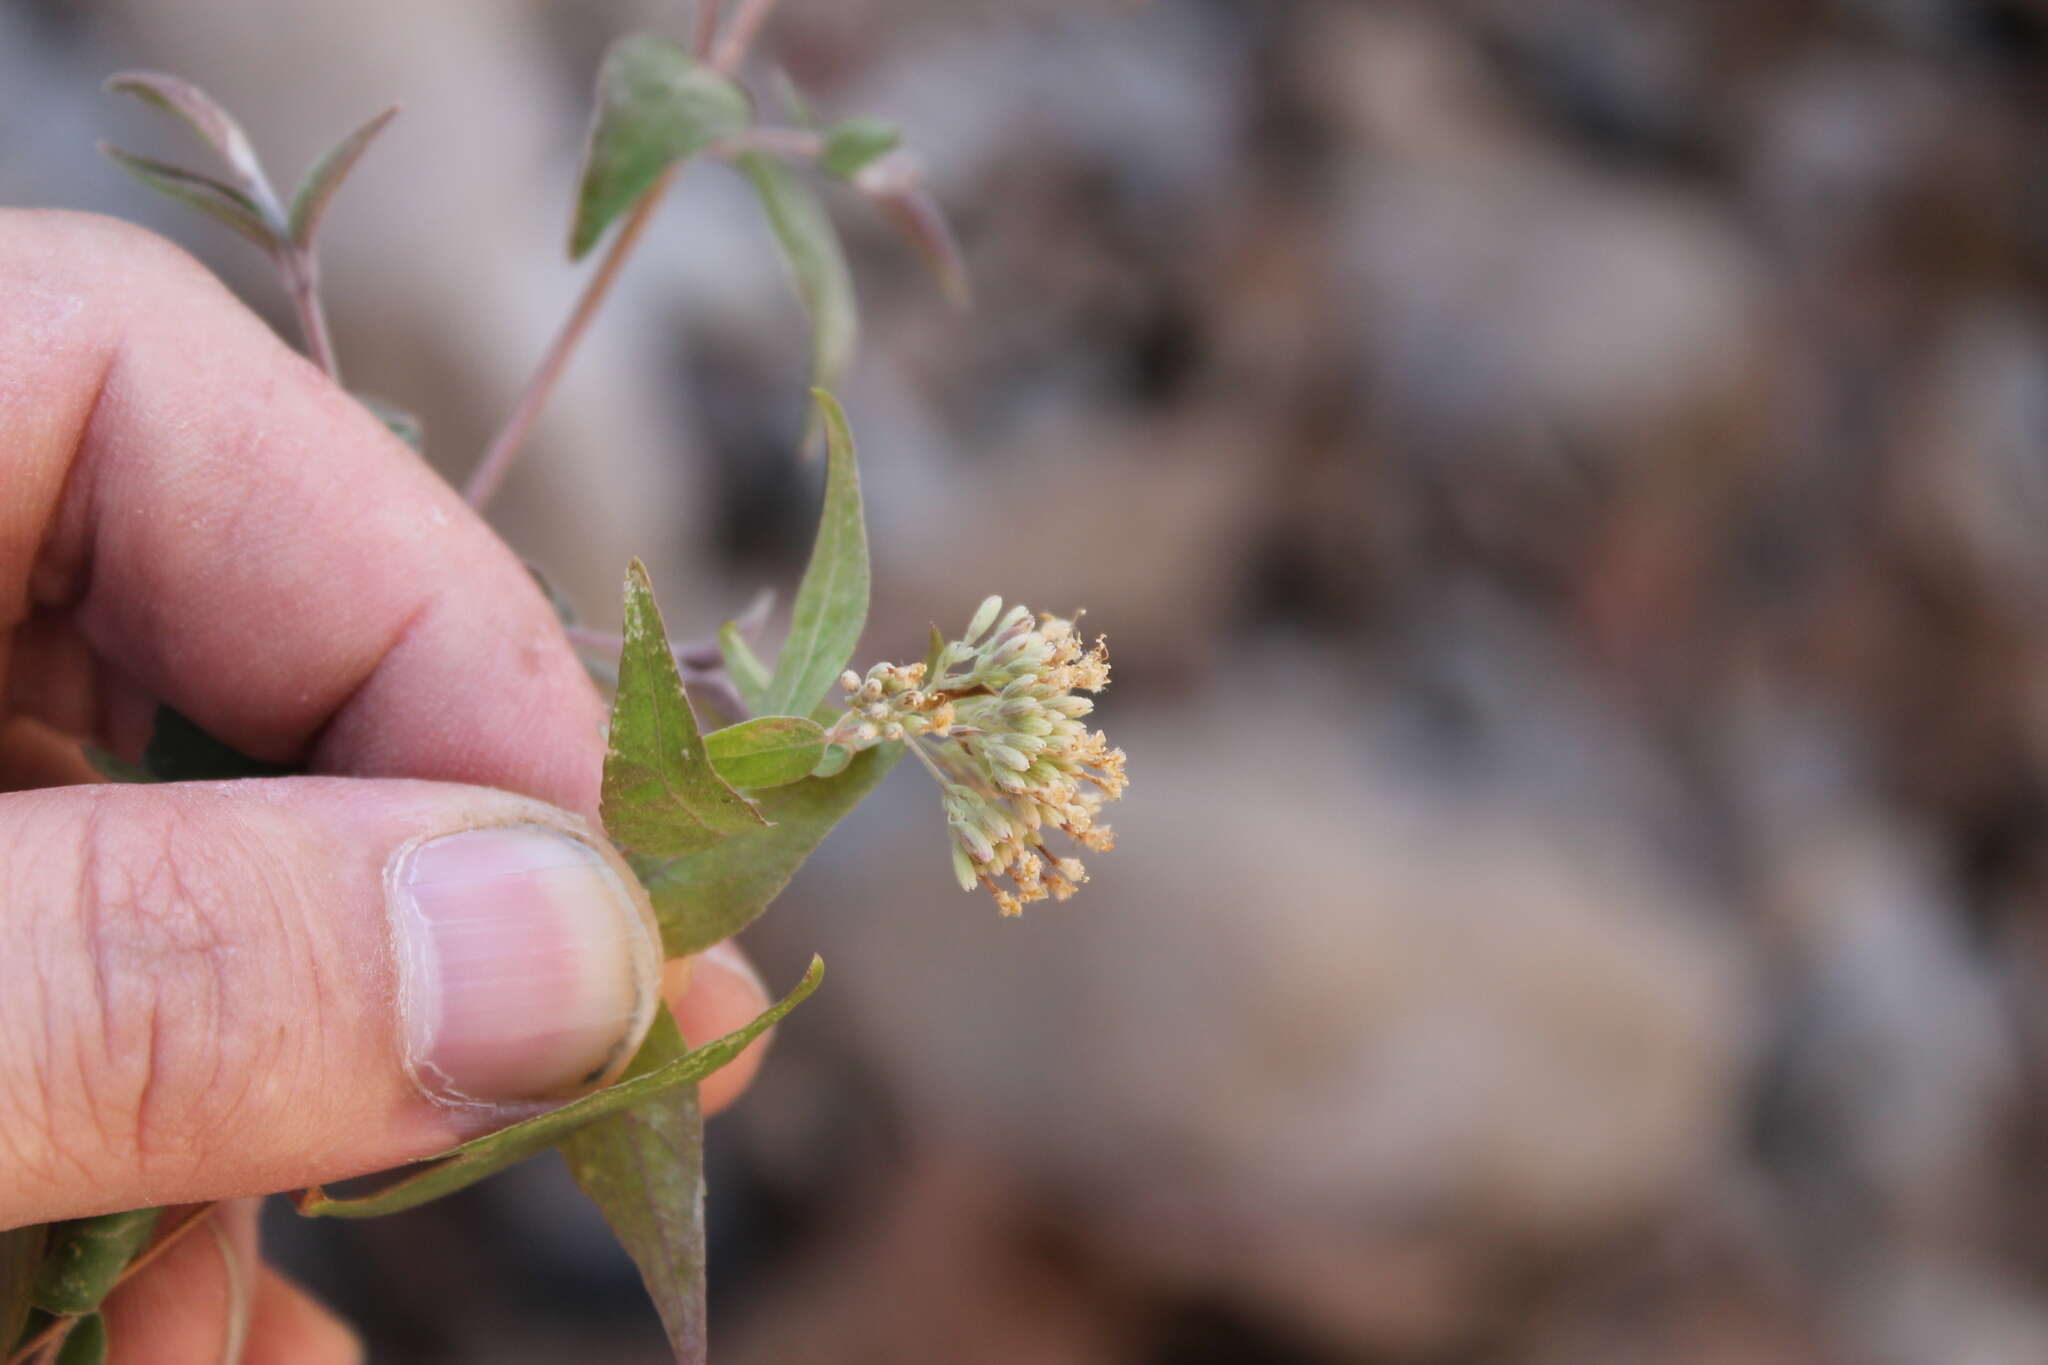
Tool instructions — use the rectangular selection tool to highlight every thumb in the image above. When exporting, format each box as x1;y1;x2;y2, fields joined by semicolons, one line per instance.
0;777;663;1228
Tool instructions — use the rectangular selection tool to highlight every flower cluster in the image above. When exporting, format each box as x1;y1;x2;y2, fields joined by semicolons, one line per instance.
827;597;1127;915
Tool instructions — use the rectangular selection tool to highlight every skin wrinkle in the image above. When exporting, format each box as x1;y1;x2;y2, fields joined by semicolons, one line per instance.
217;803;329;1145
0;805;68;1199
188;816;271;1176
73;790;269;1186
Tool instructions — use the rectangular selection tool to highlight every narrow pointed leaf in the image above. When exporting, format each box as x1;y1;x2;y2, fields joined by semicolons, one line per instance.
739;154;857;407
299;957;821;1219
719;621;773;714
289;105;399;250
602;560;766;857
52;1312;106;1365
1;1225;43;1355
560;1009;705;1361
706;716;827;788
635;744;899;956
30;1210;160;1316
820;117;901;179
105;72;272;203
763;392;868;718
571;35;751;259
98;145;277;250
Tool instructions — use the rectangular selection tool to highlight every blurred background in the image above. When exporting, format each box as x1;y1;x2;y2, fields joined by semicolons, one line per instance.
11;0;2048;1360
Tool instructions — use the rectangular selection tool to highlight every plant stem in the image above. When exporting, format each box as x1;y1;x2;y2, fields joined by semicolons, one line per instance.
693;0;721;59
463;162;681;510
709;127;823;161
282;248;341;382
905;734;954;788
710;0;785;75
464;0;788;512
565;625;622;654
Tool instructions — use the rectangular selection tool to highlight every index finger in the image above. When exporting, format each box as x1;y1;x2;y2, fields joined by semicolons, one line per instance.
0;210;605;815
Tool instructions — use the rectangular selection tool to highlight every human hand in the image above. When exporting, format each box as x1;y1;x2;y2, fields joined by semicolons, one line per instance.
0;210;771;1362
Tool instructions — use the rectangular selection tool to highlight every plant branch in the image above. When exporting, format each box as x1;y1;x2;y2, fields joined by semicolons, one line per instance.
280;248;341;382
463;0;790;512
710;0;784;76
709;127;823;162
464;163;681;510
694;0;722;59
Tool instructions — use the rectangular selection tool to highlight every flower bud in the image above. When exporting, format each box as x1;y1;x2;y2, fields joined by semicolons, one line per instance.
965;595;1004;642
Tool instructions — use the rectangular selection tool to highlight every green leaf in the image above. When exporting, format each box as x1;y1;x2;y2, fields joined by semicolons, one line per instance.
31;1210;160;1316
289;105;398;250
718;622;773;715
602;560;766;857
1;1225;44;1356
819;117;901;179
560;1009;705;1361
809;743;852;779
706;716;828;789
105;72;273;204
763;392;869;718
98;144;278;250
571;35;751;259
355;391;425;453
52;1312;106;1365
635;744;900;957
141;706;293;782
739;154;857;411
299;957;821;1220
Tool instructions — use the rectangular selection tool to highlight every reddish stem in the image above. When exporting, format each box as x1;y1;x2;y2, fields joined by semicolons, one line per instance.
462;163;680;510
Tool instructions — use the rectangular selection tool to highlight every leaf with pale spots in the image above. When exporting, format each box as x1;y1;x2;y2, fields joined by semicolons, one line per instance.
602;561;765;857
30;1209;160;1317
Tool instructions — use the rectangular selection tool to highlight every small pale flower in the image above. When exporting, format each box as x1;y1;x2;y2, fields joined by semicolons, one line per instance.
824;598;1126;915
